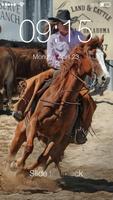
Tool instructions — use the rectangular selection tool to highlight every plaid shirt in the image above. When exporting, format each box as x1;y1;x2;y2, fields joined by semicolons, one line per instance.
47;29;85;69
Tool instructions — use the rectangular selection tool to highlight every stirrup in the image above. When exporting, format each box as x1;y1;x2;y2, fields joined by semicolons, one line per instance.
74;128;87;144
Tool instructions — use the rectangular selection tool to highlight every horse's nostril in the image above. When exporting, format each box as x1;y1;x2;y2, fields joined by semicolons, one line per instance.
102;76;106;81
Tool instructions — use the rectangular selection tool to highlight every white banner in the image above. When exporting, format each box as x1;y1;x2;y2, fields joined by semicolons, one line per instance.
0;0;24;41
53;0;113;60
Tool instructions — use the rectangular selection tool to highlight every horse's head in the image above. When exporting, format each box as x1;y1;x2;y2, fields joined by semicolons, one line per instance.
83;35;110;93
68;44;95;78
68;36;110;93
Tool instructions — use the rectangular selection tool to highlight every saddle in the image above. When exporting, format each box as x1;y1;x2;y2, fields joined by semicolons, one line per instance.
30;69;60;114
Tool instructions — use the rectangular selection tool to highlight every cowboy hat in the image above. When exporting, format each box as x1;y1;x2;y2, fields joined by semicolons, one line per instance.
48;9;74;23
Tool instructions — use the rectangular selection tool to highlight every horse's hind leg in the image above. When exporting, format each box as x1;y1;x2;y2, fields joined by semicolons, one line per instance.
27;133;67;173
44;135;69;176
8;121;26;163
29;141;63;177
42;156;62;176
27;141;55;170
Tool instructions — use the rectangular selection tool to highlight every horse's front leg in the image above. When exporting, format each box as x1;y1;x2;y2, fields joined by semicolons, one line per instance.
16;117;37;168
8;121;26;164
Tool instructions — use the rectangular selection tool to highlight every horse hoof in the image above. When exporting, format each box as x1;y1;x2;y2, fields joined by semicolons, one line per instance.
10;160;18;171
12;111;23;121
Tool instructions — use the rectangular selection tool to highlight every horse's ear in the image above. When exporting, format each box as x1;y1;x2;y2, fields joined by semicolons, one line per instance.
99;35;104;44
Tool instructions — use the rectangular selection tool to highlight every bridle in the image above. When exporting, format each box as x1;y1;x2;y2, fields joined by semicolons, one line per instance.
18;96;30;107
87;72;98;90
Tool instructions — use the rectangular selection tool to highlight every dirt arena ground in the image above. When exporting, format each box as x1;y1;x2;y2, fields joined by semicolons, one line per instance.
0;91;113;200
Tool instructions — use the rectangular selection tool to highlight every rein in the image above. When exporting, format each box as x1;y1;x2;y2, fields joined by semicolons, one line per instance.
88;73;98;88
105;60;113;68
40;70;90;106
40;99;80;105
20;96;29;105
69;71;92;97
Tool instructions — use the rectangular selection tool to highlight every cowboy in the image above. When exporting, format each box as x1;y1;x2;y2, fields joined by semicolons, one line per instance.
47;9;85;69
47;10;96;143
13;10;96;144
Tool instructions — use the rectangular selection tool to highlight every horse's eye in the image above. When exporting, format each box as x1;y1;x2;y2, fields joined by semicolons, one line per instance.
104;53;107;59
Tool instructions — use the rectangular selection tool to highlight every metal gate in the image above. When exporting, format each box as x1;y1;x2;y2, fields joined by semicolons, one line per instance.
23;0;53;41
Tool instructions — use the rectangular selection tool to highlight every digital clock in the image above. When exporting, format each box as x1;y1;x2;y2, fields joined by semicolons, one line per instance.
19;19;92;43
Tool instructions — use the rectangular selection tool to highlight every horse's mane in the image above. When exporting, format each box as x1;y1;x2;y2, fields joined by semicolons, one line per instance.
50;46;83;98
86;36;101;49
51;36;101;87
54;46;83;82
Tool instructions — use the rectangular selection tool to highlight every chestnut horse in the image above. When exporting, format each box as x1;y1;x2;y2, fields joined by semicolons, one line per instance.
8;36;108;175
